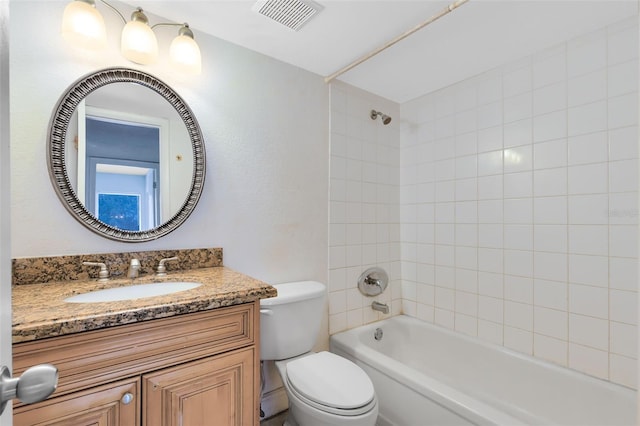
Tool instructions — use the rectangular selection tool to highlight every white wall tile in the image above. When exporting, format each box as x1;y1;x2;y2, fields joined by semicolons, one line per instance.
569;313;608;350
504;250;533;277
609;159;638;193
477;126;503;153
504;198;533;223
568;225;608;256
394;19;638;389
568;163;608;195
534;139;567;170
534;279;568;311
609;225;638;258
534;110;567;143
478;150;503;176
610;290;638;325
569;283;608;319
504;225;533;251
504;327;533;355
609;126;638;161
534;196;567;224
610;354;637;389
504;65;532;97
608;61;638;97
504;119;533;148
534;224;567;253
534;81;567;115
477;101;503;130
504;171;533;198
568;132;608;166
609;93;639;130
479;272;504;298
609;257;638;291
610;321;637;358
535;307;568;340
608;21;639;65
504;92;532;123
534;334;568;366
569;343;609;380
504;145;533;173
505;275;533;303
478;175;503;199
479;296;504;323
568;101;607;136
568;254;608;287
478;199;503;223
534;168;567;197
534;251;567;282
568;69;606;107
568;194;608;224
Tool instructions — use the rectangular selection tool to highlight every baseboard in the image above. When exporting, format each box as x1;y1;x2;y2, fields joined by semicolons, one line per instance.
260;386;288;420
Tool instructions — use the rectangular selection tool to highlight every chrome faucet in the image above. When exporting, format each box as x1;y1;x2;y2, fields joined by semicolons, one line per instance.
127;258;141;279
372;301;389;314
82;261;110;282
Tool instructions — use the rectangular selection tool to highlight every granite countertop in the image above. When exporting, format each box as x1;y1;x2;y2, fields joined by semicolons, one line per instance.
12;267;277;344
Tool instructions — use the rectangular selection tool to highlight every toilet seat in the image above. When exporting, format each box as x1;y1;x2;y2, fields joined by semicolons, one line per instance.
285;351;376;416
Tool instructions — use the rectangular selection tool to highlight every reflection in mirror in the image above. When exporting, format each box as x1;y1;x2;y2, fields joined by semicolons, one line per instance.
49;68;205;242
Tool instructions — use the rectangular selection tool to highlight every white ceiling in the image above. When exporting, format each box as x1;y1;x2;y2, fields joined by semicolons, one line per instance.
135;0;638;103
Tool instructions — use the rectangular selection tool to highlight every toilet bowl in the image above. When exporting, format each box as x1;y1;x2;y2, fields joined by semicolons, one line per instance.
260;281;378;426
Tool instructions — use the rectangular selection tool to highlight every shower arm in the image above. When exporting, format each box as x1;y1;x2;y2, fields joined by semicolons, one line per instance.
324;0;469;83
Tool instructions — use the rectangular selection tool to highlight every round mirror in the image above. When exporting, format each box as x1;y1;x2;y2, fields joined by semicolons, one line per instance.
48;67;205;242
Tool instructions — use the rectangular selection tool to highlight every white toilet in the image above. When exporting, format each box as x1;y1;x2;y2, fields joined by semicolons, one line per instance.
260;281;378;426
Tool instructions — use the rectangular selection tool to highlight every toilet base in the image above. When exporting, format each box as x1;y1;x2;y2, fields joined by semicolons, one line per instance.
275;353;378;426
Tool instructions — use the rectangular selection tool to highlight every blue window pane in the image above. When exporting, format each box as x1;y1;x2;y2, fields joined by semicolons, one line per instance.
98;194;140;231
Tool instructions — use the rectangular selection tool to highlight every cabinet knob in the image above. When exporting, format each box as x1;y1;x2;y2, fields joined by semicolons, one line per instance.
121;392;134;405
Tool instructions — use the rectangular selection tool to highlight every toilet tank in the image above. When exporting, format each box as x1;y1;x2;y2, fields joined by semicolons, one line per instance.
260;281;326;360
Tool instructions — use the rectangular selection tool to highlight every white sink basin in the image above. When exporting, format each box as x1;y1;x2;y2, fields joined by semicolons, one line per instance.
64;282;202;303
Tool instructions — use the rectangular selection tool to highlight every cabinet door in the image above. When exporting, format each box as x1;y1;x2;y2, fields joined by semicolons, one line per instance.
13;377;140;426
143;347;256;426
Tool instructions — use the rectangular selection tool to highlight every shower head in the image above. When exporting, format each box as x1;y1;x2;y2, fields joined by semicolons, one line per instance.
370;109;392;125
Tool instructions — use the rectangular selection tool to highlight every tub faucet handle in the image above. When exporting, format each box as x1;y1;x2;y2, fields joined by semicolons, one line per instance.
156;256;179;276
82;261;110;282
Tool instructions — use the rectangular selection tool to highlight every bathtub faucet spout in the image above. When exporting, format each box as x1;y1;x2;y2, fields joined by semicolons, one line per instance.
372;301;389;314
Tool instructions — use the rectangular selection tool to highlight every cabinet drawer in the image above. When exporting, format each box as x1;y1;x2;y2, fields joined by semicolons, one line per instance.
13;377;140;426
13;302;257;400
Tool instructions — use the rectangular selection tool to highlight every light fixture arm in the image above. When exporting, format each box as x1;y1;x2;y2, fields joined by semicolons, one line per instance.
96;0;127;25
152;22;195;39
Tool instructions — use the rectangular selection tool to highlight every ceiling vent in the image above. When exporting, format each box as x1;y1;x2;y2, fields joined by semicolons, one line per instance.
252;0;323;31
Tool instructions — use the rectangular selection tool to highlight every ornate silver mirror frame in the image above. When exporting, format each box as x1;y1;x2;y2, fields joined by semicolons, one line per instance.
47;67;206;242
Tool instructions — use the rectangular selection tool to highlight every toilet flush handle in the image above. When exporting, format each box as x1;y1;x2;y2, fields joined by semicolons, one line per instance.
260;309;273;316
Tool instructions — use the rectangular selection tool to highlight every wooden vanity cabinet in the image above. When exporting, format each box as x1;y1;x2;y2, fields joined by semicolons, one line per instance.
12;302;260;426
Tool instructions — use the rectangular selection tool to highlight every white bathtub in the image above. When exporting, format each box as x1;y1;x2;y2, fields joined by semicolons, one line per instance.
330;315;636;426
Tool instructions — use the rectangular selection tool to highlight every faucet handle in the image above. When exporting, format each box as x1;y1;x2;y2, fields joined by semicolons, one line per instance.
82;261;110;282
156;256;179;276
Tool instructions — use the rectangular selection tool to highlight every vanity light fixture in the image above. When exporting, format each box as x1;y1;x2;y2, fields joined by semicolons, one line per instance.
61;0;202;74
61;0;107;49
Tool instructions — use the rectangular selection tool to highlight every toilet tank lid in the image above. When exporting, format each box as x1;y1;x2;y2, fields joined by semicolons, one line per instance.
260;281;326;306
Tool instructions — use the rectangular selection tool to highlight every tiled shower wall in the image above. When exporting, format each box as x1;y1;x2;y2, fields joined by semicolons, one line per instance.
328;82;401;334
399;17;638;388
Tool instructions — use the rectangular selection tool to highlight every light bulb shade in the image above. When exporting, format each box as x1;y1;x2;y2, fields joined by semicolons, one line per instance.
61;0;107;49
169;34;202;74
121;20;158;65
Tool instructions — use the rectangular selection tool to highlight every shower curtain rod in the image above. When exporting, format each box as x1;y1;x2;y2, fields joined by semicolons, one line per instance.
324;0;469;83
